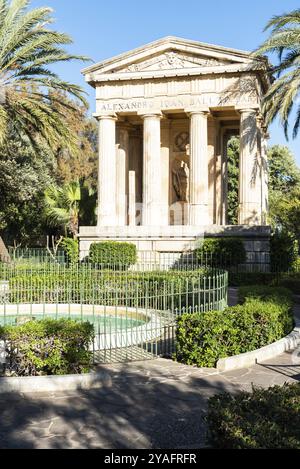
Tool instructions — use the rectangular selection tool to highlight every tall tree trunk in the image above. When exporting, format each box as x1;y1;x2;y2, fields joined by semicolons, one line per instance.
0;236;10;263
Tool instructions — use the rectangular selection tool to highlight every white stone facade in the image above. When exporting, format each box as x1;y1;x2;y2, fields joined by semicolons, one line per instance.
79;36;271;260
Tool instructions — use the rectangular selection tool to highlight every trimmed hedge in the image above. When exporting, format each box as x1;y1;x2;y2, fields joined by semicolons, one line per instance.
194;237;246;268
228;271;278;287
89;241;137;269
175;285;293;368
5;266;212;309
237;285;292;306
228;270;300;293
206;383;300;449
0;319;94;376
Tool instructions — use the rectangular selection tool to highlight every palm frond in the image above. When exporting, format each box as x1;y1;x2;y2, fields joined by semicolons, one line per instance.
0;0;91;152
264;9;300;32
256;9;300;139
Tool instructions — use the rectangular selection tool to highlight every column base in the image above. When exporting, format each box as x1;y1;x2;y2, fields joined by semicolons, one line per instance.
238;203;263;225
188;205;209;226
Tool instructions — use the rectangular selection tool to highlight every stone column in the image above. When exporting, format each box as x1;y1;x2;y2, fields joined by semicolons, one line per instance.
141;113;163;226
161;120;171;226
97;115;117;226
129;127;143;225
261;126;269;224
116;124;129;226
188;111;209;225
128;170;136;227
238;108;262;225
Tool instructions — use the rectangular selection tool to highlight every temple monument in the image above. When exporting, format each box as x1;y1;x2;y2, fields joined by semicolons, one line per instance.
79;36;271;267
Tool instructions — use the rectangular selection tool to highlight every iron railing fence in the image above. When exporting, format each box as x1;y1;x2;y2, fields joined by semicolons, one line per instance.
0;262;228;363
7;247;67;265
3;246;299;273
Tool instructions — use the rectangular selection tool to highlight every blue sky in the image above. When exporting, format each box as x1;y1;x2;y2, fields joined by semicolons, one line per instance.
31;0;300;164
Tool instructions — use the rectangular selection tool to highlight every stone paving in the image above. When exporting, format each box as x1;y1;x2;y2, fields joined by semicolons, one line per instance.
0;290;299;449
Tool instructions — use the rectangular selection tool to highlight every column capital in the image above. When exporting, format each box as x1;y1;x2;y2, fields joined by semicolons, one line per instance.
138;110;163;119
185;107;210;117
93;112;118;121
236;106;260;115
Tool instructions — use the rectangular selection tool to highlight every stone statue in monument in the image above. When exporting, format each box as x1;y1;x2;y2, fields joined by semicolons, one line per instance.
172;160;190;203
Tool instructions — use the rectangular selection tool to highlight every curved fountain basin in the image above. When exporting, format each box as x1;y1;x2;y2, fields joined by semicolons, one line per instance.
0;304;165;350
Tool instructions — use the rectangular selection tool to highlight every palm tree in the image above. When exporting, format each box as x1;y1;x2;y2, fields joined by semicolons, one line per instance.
0;0;89;150
255;9;300;138
44;181;81;237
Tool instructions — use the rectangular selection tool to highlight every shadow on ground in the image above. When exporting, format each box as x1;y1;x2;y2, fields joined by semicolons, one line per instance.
0;352;299;450
0;361;239;449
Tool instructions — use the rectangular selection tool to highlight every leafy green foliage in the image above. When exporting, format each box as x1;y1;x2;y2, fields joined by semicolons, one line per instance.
0;318;94;376
275;273;300;294
206;383;300;448
268;146;300;247
61;237;79;265
89;242;138;269
175;286;293;368
44;181;81;237
228;271;278;287
270;231;298;272
228;270;300;292
194;237;246;267
268;145;300;193
0;135;56;244
227;136;240;225
238;284;292;310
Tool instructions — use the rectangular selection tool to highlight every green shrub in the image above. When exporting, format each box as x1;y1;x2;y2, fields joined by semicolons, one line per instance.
228;271;278;287
0;319;94;376
238;285;292;306
205;383;300;448
292;257;300;272
229;270;300;292
270;231;298;272
275;273;300;294
89;241;137;269
61;238;79;265
194;237;246;268
175;285;294;368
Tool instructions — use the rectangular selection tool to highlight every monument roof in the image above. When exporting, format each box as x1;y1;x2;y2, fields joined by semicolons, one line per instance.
82;36;269;86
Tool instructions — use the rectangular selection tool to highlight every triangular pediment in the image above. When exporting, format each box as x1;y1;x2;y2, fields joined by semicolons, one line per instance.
83;36;267;83
112;50;233;73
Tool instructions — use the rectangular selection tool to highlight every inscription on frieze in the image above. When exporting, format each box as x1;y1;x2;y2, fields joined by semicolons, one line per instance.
98;93;258;114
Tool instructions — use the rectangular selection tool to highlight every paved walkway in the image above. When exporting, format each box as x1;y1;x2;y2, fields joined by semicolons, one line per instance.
0;290;299;449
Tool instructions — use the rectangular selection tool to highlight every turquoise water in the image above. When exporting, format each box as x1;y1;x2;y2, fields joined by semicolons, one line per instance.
0;313;145;331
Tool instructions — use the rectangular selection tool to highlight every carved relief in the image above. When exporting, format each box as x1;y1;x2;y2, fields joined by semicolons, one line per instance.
116;51;230;73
